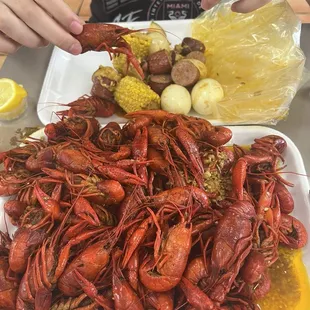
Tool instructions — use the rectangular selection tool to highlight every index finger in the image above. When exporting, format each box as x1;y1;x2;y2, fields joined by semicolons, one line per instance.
34;0;84;35
3;0;82;54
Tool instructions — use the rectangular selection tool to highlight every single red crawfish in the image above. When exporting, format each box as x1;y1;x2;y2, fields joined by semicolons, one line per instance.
0;169;33;197
0;256;19;310
147;147;170;176
34;182;62;221
42;168;125;206
121;213;155;269
57;225;118;297
231;154;275;201
207;200;258;304
175;126;204;175
95;122;122;151
251;135;287;158
25;145;56;172
178;114;213;135
4;200;27;224
72;270;114;309
44;115;100;141
200;126;233;147
73;23;145;79
210;201;255;282
56;95;115;118
0;140;47;172
239;271;271;302
148;125;188;163
239;251;266;285
56;147;93;174
151;186;211;209
9;227;46;274
93;160;146;186
0;232;19;310
274;181;294;214
279;213;308;249
179;277;218;310
251;182;282;266
112;250;144;310
139;219;192;292
124;249;139;292
125;110;177;125
184;256;210;287
122;115;152;139
145;290;174;310
73;197;101;227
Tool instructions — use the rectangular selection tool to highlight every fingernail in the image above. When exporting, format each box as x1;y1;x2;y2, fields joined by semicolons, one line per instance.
70;20;83;35
69;42;82;55
201;0;208;9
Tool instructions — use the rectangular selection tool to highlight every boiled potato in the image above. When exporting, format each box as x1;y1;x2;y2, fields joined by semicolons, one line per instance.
191;78;224;116
161;84;191;114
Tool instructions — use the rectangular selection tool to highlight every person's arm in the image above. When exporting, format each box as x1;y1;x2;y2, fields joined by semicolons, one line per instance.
201;0;272;13
0;0;83;55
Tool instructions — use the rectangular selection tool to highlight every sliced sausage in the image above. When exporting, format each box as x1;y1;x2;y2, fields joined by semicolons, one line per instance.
181;37;206;56
171;59;200;87
149;74;173;95
91;78;114;101
186;51;206;64
148;50;172;75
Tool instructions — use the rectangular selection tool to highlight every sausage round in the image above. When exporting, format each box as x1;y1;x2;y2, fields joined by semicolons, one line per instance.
149;74;173;95
186;51;206;64
181;37;206;56
148;50;172;75
171;59;200;87
91;78;114;101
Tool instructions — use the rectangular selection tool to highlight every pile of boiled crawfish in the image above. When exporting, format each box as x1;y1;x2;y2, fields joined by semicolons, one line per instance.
0;110;308;310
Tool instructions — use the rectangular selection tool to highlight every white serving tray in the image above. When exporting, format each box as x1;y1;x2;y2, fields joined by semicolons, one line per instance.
37;20;193;126
37;18;302;127
0;125;309;277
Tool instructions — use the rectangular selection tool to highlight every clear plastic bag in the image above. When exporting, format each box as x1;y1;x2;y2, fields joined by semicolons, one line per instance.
191;0;309;125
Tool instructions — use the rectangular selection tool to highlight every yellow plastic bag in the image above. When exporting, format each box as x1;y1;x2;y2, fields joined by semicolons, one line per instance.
191;0;307;125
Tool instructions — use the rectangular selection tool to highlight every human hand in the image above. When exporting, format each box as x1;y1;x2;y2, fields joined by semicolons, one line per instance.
201;0;272;13
0;0;84;55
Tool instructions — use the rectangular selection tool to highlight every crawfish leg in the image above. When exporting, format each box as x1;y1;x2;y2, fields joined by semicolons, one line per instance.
73;270;114;310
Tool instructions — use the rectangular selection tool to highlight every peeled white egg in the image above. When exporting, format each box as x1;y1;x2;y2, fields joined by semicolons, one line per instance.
191;78;224;116
161;84;192;115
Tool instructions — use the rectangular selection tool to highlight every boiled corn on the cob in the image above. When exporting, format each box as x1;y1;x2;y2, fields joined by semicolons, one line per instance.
114;76;160;113
123;33;151;60
113;33;151;78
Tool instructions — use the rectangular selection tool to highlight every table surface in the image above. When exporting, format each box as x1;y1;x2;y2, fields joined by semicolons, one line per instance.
0;24;310;176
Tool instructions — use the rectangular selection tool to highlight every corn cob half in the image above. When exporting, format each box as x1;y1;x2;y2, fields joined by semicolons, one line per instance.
114;76;160;113
113;33;151;78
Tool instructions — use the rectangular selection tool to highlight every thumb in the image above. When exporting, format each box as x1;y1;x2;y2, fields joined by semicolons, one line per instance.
201;0;221;10
231;0;272;13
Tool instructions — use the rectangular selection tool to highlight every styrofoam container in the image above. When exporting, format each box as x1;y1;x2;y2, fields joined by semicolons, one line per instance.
0;125;309;278
36;19;302;127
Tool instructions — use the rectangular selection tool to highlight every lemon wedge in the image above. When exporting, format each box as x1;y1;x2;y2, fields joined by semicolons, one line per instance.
0;78;28;120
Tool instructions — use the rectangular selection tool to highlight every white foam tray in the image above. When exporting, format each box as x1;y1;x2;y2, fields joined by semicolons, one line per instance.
37;20;193;126
37;18;302;127
0;125;309;278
